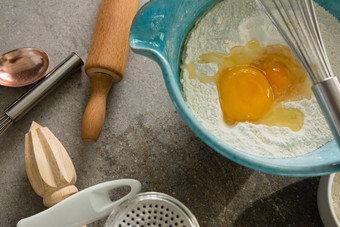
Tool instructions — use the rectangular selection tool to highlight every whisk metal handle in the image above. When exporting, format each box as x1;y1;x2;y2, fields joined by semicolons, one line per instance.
313;77;340;146
4;53;83;122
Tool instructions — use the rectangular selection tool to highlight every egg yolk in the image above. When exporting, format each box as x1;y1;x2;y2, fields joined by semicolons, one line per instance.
218;66;273;123
182;38;312;131
263;65;290;93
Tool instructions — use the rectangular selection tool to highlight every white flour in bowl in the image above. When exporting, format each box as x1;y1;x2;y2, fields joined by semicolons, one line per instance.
181;0;339;158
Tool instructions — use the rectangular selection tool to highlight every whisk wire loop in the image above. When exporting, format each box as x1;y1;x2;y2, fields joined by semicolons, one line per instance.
265;0;316;81
257;0;335;83
286;0;323;82
299;0;333;79
308;1;334;77
0;114;13;136
304;1;326;62
292;0;322;81
256;0;340;146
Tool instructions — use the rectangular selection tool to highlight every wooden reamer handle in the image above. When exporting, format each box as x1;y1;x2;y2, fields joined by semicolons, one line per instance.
81;0;139;142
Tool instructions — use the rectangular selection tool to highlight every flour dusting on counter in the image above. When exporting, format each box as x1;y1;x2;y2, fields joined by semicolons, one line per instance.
181;0;339;157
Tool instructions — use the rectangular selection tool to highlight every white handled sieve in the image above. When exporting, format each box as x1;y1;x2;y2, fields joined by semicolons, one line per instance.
17;179;199;227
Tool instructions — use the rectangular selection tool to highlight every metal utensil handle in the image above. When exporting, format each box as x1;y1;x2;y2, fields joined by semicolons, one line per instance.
313;77;340;147
5;53;83;122
17;179;142;227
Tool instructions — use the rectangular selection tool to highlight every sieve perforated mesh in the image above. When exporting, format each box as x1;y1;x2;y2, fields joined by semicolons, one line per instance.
105;192;199;227
117;201;187;227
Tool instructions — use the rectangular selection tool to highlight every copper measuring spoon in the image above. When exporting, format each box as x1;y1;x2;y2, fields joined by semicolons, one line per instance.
0;48;49;87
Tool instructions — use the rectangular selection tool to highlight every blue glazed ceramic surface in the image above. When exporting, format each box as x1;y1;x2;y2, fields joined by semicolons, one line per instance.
129;0;340;176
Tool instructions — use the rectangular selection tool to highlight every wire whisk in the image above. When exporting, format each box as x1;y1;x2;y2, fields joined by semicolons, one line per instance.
256;0;340;147
0;53;83;137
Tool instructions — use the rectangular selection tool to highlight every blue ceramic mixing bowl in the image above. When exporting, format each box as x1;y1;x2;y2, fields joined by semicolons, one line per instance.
129;0;340;176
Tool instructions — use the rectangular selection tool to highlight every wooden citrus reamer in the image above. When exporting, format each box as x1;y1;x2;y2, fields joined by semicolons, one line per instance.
81;0;139;142
25;122;78;207
25;122;87;227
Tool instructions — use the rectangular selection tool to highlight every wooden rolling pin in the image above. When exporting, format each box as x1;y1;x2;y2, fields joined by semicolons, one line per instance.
25;122;78;207
81;0;139;142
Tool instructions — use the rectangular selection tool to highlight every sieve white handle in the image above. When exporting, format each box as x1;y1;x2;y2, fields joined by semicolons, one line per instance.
17;179;142;227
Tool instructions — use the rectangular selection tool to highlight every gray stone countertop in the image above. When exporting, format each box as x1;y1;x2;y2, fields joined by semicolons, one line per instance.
0;0;323;226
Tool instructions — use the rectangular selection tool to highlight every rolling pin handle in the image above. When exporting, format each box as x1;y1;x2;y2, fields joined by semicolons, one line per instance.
81;74;114;142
